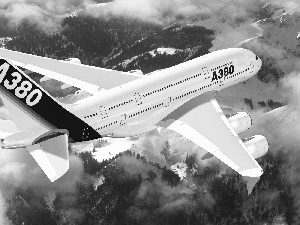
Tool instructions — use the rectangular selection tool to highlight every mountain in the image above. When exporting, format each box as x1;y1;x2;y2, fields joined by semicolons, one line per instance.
5;18;214;74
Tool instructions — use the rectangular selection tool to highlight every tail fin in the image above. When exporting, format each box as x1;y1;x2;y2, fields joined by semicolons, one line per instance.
0;58;101;142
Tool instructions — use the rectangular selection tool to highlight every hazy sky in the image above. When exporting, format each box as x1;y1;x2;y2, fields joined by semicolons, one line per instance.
1;0;300;32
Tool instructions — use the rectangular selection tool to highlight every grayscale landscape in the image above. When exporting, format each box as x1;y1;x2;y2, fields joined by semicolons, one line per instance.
1;0;300;224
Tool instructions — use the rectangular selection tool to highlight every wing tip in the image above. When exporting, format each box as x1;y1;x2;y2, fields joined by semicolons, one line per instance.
240;167;263;195
239;167;263;177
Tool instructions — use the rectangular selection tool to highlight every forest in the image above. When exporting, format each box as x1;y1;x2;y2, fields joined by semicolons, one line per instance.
5;15;214;74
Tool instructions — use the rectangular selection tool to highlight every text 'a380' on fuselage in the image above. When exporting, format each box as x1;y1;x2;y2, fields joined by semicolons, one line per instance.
70;48;262;138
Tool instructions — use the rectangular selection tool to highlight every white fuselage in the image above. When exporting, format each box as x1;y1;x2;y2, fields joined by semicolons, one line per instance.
70;48;262;138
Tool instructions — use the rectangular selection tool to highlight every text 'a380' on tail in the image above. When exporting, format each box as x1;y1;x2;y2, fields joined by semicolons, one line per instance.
0;58;73;182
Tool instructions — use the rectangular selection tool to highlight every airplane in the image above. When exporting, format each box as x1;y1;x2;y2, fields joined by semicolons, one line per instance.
0;47;268;193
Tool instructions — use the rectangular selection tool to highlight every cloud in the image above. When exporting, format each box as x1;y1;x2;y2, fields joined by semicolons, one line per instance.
266;72;300;218
0;0;93;32
2;0;300;35
0;145;85;222
90;0;265;26
0;191;10;225
1;0;297;35
271;72;300;147
270;0;300;12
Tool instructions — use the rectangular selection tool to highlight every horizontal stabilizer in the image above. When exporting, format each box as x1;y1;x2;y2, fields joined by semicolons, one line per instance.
26;132;69;182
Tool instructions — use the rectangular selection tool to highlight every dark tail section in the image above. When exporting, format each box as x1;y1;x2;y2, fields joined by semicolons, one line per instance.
0;58;101;142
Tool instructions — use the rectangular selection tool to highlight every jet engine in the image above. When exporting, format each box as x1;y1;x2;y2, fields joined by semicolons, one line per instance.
242;135;269;159
1;127;69;182
227;112;252;134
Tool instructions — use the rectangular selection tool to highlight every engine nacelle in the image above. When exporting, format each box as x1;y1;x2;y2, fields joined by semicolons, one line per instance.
227;112;252;134
243;135;269;159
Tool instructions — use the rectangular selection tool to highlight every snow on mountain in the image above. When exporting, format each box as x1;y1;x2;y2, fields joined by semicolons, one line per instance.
58;2;112;18
171;163;187;180
113;47;181;70
121;55;139;68
85;2;112;10
92;138;135;162
149;48;177;56
0;38;12;47
195;17;263;52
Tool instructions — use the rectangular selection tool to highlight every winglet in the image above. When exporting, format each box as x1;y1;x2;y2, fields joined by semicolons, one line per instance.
243;176;260;195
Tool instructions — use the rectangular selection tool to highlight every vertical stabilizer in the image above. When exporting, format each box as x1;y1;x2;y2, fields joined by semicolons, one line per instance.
1;93;49;131
0;58;101;142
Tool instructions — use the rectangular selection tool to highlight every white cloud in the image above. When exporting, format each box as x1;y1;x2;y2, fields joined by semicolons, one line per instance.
0;0;93;32
97;0;264;26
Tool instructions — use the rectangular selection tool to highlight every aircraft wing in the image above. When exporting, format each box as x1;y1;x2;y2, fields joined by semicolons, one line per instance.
0;48;143;94
157;91;263;179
